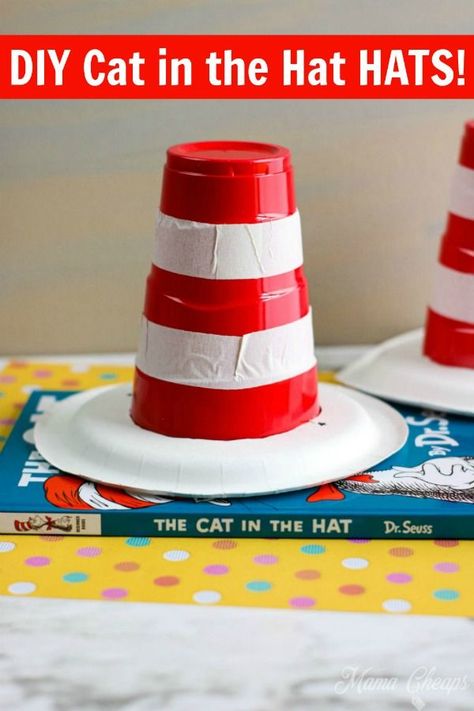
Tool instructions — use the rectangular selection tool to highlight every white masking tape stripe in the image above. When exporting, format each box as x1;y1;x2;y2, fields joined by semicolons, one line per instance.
449;164;474;221
136;310;316;390
430;263;474;324
152;210;303;280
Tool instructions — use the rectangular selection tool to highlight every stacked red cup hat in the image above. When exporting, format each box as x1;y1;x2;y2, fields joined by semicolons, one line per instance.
131;141;319;440
424;121;474;368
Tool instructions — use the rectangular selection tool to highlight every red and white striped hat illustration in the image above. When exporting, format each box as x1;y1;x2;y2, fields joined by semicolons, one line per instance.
340;122;474;415
34;141;407;497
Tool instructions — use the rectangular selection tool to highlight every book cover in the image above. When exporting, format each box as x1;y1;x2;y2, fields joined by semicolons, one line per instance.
0;389;473;538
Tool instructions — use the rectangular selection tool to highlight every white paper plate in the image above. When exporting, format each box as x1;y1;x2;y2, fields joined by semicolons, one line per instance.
34;382;407;498
339;329;474;416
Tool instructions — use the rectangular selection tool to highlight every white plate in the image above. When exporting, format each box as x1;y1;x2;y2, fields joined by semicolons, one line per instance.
34;382;407;498
339;329;474;416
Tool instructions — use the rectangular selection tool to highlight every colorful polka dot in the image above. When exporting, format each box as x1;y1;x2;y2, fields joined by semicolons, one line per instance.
300;544;326;555
0;375;16;383
434;540;459;547
253;554;278;565
0;541;15;553
203;564;229;575
10;361;28;368
382;598;412;613
61;379;81;386
349;539;371;544
289;596;316;608
8;582;36;595
163;549;190;562
40;535;64;542
342;557;369;570
70;363;91;373
193;590;221;604
125;537;150;547
433;589;460;601
213;540;237;550
0;418;16;426
25;556;51;567
33;369;53;378
339;584;365;595
76;546;102;557
63;572;88;583
295;569;320;580
100;373;118;380
154;575;180;586
434;562;459;573
115;562;140;572
386;572;412;584
102;587;128;600
389;546;414;557
246;580;272;592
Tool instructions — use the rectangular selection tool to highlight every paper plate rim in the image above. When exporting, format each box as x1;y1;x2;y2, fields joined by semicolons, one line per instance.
338;329;474;416
34;382;408;498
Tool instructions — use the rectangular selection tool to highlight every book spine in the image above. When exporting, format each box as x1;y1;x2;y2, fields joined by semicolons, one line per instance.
2;512;472;539
97;512;471;539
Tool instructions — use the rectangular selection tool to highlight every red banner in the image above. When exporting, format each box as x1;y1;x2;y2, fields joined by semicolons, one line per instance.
0;35;472;99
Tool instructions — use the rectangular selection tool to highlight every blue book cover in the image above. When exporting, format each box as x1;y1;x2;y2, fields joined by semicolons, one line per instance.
0;390;473;538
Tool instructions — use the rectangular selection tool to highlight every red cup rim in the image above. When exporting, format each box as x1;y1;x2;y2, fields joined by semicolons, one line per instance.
166;140;292;177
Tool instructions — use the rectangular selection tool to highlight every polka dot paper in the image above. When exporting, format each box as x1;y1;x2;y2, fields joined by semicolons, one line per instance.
0;360;134;452
0;534;471;615
0;360;472;616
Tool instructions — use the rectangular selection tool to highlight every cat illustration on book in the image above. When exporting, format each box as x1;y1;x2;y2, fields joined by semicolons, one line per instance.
43;457;474;510
44;474;230;510
308;457;474;504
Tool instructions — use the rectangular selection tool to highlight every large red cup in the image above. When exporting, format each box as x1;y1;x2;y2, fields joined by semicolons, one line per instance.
131;141;318;439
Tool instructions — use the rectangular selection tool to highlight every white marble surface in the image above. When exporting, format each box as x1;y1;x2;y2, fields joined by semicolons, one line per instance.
0;598;472;711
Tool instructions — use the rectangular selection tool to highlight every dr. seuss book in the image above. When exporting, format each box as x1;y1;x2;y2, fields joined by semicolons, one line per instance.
0;390;473;538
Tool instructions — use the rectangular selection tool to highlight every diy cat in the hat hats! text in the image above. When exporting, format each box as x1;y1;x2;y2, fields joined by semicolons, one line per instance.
34;141;407;498
340;122;474;416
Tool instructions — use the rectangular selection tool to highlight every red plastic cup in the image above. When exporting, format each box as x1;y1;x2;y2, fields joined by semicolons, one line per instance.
458;119;474;171
131;141;318;439
160;140;296;223
424;122;474;368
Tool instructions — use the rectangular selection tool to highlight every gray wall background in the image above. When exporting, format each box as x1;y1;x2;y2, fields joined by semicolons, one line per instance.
1;1;473;354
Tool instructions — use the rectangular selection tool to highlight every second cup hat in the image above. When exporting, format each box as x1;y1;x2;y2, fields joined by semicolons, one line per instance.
34;141;407;498
339;122;474;416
